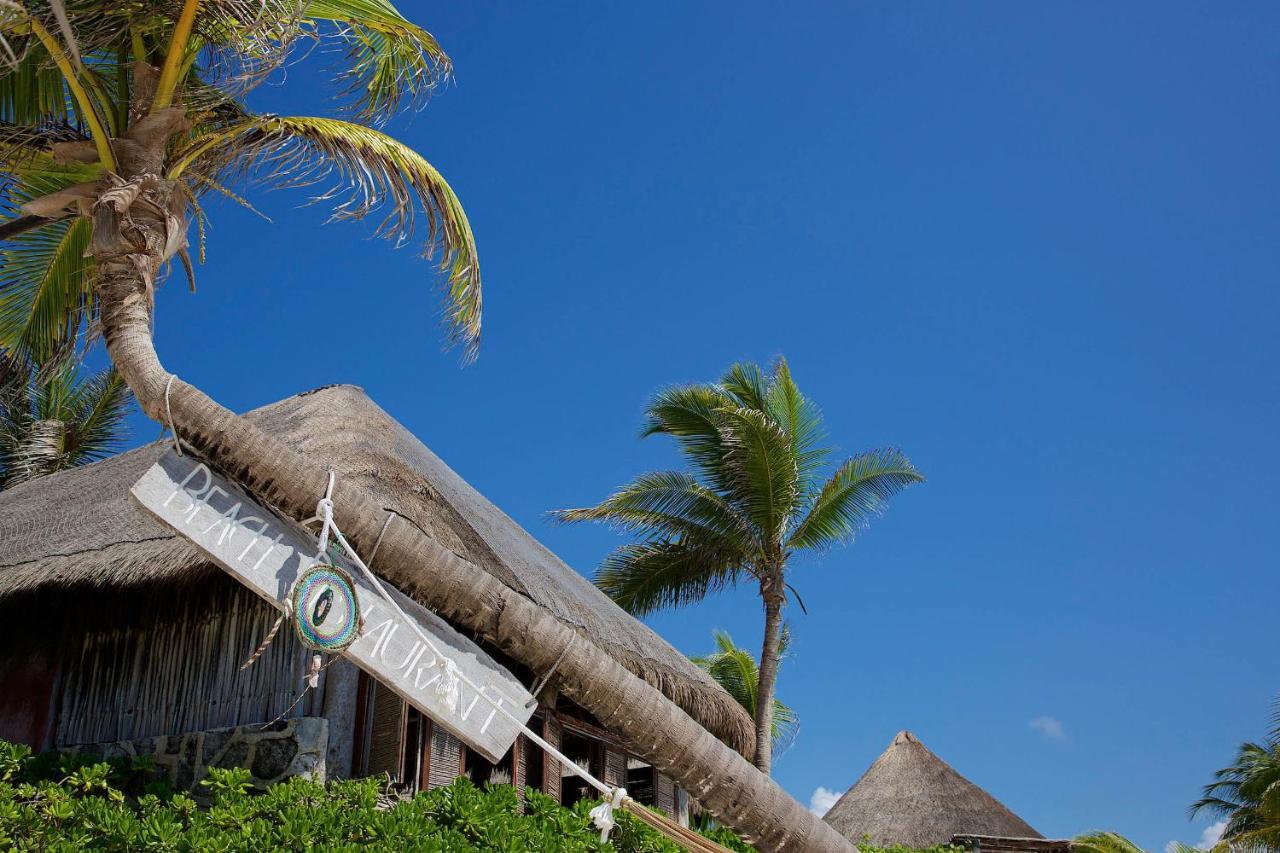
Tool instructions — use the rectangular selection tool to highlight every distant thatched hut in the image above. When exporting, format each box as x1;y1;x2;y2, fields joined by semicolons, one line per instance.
824;731;1070;852
0;385;753;820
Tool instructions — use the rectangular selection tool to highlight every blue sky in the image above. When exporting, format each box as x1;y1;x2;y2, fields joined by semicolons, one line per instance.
114;3;1279;848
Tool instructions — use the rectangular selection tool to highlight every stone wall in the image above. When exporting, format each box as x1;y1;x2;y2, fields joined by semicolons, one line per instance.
69;717;328;792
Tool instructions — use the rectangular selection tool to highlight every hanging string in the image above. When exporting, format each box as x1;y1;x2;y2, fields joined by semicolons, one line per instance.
164;374;183;456
304;474;733;851
526;628;576;708
239;611;286;671
367;511;398;569
259;653;338;730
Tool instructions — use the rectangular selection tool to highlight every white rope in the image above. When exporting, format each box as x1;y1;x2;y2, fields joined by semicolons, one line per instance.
589;785;627;841
304;474;624;832
366;512;397;569
164;374;182;456
526;629;575;708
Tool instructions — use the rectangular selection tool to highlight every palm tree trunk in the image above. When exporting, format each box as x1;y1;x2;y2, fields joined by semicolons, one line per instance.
91;194;854;853
754;575;786;774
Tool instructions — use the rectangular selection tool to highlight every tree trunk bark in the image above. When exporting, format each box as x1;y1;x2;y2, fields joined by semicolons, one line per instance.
754;575;786;774
91;250;854;853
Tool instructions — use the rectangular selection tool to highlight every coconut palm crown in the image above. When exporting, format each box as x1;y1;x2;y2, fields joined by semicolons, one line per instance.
555;358;922;773
0;359;128;488
692;628;799;757
0;0;481;373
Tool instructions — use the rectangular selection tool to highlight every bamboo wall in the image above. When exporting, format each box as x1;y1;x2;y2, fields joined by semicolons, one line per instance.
55;581;315;747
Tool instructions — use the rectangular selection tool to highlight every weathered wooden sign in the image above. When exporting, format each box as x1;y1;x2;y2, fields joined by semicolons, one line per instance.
131;451;534;763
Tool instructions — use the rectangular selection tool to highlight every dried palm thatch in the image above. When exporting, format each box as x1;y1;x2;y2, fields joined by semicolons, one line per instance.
0;384;754;756
823;731;1042;847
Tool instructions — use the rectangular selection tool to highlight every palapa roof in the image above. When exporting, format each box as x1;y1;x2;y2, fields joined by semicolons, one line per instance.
0;384;753;754
823;731;1042;847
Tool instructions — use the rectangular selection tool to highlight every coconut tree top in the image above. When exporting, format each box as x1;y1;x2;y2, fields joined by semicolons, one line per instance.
0;0;481;371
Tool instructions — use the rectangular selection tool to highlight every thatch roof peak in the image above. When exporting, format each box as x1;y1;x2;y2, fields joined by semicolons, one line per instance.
0;384;754;755
824;730;1042;847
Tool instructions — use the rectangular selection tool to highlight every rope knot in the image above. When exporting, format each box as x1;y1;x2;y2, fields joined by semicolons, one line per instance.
589;787;627;841
434;658;461;713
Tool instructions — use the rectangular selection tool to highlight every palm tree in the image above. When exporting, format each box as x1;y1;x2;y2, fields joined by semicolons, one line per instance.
555;358;922;773
1191;700;1280;852
1074;832;1150;853
692;629;799;757
0;359;129;488
0;6;856;849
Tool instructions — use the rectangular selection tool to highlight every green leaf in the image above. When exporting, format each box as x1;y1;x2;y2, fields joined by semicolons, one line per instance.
594;539;745;616
304;0;453;120
553;470;754;548
0;215;93;368
716;405;800;543
179;114;481;357
764;357;828;494
788;448;922;550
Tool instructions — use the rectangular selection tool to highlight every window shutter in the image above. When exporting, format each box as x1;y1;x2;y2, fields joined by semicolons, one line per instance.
542;715;562;802
365;681;406;781
428;725;463;789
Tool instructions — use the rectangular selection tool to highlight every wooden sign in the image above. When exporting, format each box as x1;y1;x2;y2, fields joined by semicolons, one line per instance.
131;451;534;763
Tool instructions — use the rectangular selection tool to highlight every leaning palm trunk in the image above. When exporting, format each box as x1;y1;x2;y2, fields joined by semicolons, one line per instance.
93;187;854;853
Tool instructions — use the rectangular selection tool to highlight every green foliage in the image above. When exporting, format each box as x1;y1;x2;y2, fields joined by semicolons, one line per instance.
556;358;922;768
0;739;766;851
692;629;799;753
557;358;923;616
0;0;483;368
1189;697;1280;851
0;361;131;489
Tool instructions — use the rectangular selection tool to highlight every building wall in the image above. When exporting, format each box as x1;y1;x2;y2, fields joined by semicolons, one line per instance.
68;717;328;793
51;580;318;747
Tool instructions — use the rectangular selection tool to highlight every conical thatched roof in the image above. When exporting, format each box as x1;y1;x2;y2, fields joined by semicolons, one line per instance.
0;384;753;755
823;731;1041;846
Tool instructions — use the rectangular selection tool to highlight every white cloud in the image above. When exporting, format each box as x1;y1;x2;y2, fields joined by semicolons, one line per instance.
1164;819;1228;853
1028;716;1066;740
1199;820;1227;849
809;786;841;816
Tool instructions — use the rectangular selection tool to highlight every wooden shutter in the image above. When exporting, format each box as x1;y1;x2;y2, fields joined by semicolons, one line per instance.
365;681;406;780
656;773;676;815
427;725;463;789
604;748;626;788
542;715;562;802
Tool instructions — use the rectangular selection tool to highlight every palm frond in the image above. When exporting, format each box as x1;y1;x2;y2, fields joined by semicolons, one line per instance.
1071;833;1147;853
594;539;744;616
764;356;828;494
691;628;799;754
304;0;452;120
553;471;755;549
720;361;768;411
175;114;481;355
641;383;737;490
788;448;922;550
0;214;92;368
716;405;800;542
60;365;128;465
0;362;128;487
0;38;70;125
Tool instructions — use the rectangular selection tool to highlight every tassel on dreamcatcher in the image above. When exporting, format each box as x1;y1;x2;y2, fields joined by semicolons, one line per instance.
243;562;363;728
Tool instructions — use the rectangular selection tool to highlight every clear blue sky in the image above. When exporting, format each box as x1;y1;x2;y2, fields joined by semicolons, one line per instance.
118;3;1279;848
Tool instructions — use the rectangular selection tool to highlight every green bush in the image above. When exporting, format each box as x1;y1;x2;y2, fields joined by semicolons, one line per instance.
0;739;752;851
0;740;963;853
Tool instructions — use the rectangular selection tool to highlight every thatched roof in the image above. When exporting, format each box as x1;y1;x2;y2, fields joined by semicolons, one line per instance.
823;731;1042;847
0;384;753;754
